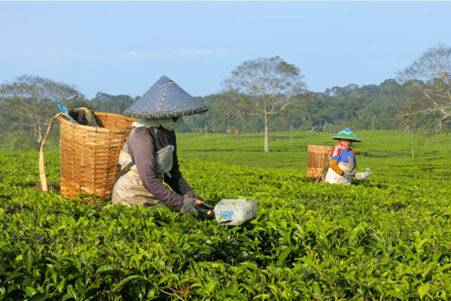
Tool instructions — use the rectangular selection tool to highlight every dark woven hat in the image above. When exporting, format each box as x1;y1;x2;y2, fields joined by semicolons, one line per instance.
123;75;208;119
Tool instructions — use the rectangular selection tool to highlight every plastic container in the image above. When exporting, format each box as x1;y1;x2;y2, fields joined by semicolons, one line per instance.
214;199;258;225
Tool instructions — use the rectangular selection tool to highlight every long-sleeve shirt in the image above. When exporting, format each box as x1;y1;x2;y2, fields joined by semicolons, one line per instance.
329;147;357;175
127;127;192;210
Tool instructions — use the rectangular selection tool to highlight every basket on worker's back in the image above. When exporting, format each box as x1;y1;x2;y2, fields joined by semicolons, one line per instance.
39;109;136;200
306;144;334;180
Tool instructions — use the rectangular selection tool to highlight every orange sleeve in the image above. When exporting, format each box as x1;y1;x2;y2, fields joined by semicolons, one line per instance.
329;159;344;175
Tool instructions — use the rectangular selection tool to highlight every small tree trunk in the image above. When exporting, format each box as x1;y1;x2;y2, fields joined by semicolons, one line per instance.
411;131;414;158
264;111;269;152
290;122;293;139
205;124;208;141
36;125;43;152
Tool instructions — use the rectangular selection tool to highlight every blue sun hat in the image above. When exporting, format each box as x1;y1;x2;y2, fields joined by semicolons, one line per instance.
331;128;362;142
123;75;208;119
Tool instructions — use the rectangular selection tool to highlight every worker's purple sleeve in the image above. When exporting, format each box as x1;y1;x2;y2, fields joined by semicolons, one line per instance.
128;130;184;210
163;135;192;196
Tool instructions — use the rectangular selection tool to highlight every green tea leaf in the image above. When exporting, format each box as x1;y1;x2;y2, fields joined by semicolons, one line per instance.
112;275;147;293
66;285;77;299
95;265;114;274
312;282;321;294
418;283;430;300
158;273;179;286
57;278;67;293
277;248;291;266
25;286;37;297
388;290;403;299
23;249;33;270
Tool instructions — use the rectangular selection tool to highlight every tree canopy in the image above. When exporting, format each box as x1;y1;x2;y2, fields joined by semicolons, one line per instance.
397;43;451;134
0;75;85;150
3;45;451;152
220;55;309;152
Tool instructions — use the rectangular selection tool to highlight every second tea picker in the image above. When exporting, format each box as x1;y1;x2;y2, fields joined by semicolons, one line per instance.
324;128;371;186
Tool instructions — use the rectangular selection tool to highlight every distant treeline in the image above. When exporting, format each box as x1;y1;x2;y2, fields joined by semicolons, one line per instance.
76;79;430;134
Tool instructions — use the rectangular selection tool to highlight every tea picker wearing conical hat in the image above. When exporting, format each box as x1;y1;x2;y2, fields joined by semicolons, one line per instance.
324;128;371;185
112;76;208;214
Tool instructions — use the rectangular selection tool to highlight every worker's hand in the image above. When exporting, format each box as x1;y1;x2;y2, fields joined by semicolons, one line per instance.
342;171;352;178
185;191;203;201
349;167;358;176
355;168;371;180
180;197;199;215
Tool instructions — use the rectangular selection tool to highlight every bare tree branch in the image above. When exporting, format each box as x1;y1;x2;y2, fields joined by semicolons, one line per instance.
219;56;309;152
0;75;85;150
396;44;451;134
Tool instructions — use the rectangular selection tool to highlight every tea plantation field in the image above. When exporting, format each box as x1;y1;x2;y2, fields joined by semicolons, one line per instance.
175;130;451;169
1;131;451;300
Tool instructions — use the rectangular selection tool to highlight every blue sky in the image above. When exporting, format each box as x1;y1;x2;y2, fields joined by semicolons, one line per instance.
1;1;450;99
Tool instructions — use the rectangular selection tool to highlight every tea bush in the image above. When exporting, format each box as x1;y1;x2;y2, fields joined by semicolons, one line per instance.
1;149;451;300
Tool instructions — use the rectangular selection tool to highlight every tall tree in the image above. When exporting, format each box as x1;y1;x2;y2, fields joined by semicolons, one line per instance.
0;75;85;150
396;44;451;134
220;56;308;152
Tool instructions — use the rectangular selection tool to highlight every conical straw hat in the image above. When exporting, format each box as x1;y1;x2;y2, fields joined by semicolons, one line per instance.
331;128;362;142
123;75;208;119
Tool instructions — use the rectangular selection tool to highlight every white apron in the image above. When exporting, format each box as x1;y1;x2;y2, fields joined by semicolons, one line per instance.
112;144;174;207
324;162;355;186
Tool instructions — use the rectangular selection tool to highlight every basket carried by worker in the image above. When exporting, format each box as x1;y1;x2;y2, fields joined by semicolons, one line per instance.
39;108;136;200
306;144;334;180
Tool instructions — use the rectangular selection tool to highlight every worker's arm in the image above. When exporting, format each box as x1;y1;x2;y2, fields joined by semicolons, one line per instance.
329;159;345;176
128;129;185;210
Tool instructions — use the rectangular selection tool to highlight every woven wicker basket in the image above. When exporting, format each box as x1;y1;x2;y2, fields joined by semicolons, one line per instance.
39;111;136;200
59;112;136;200
306;145;334;179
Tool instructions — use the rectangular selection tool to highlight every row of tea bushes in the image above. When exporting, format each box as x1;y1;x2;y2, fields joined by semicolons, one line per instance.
1;151;451;300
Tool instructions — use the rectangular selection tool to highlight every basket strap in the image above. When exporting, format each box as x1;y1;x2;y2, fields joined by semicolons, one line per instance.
113;161;135;186
315;166;329;183
113;127;159;187
39;113;67;192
